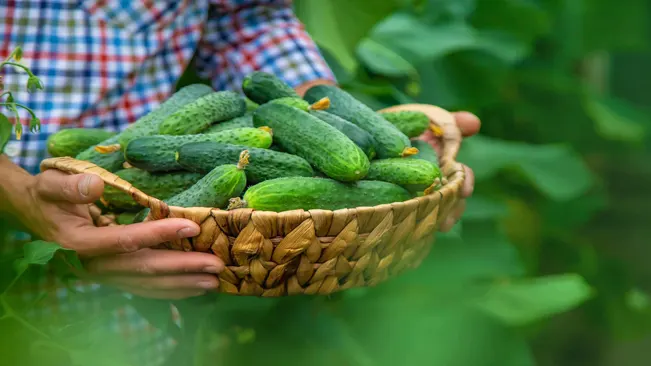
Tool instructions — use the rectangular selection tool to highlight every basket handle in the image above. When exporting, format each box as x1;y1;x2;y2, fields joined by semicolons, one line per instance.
378;104;463;176
39;157;170;220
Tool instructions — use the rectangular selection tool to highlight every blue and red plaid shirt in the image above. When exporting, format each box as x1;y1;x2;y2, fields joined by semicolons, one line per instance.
1;1;335;365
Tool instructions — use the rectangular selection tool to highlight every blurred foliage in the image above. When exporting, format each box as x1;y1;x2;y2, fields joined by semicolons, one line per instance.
2;0;651;365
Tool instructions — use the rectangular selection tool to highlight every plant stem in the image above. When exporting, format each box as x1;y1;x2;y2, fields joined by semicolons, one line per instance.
0;61;34;77
0;102;37;118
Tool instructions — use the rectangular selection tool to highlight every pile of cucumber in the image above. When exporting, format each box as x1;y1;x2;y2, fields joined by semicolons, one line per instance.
46;72;443;222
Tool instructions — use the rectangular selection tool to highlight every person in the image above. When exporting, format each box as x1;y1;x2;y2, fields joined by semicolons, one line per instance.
0;1;479;365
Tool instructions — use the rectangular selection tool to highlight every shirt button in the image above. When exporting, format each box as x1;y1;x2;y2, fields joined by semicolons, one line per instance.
4;141;20;157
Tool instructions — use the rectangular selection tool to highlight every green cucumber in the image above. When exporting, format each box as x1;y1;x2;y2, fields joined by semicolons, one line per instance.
203;113;253;133
304;85;416;159
268;97;310;111
116;84;213;147
124;127;273;172
77;84;212;171
253;103;369;182
158;91;246;135
311;110;376;159
135;151;250;222
234;177;411;212
245;97;259;112
47;128;116;157
116;212;138;225
102;168;203;211
409;140;439;166
380;110;430;138
366;158;442;193
176;141;314;183
242;71;298;104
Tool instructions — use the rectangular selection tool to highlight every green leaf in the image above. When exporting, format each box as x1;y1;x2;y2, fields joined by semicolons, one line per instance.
0;113;11;152
474;274;594;326
294;0;404;72
356;38;418;77
458;135;595;201
464;195;510;220
370;13;529;64
583;93;648;143
14;241;82;277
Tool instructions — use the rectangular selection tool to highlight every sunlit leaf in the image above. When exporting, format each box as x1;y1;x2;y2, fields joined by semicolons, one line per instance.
14;241;82;278
474;274;593;326
584;93;648;143
0;113;11;151
357;38;418;77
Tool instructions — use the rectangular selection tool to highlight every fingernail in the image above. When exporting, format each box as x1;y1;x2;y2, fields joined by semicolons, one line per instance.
78;175;91;196
177;226;199;238
203;266;222;274
197;280;218;289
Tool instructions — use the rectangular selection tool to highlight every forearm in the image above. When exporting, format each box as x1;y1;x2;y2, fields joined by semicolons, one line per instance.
0;154;35;216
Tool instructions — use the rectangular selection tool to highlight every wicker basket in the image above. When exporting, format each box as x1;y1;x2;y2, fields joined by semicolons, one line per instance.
39;104;465;297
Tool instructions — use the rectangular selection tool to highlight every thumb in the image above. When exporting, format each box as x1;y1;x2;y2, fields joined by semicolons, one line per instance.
35;170;105;204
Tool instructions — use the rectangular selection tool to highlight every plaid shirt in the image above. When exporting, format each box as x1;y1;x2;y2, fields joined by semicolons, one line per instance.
1;0;334;365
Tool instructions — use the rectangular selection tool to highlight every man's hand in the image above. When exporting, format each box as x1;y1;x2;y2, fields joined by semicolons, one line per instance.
3;161;223;300
419;111;480;232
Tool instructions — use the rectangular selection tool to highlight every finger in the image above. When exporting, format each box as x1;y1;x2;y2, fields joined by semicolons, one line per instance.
36;170;104;204
440;199;466;233
452;111;481;137
71;219;201;256
86;249;224;276
103;273;220;292
461;164;475;198
114;286;207;300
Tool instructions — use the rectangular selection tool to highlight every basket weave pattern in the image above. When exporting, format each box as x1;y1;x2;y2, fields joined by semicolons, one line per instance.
40;104;465;297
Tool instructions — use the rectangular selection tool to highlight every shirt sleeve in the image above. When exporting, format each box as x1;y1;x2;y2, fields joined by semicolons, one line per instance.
197;0;337;92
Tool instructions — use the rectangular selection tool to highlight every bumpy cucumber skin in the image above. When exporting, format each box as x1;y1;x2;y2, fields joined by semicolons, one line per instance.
304;85;412;158
242;71;299;104
409;140;439;166
124;128;273;172
380;110;430;138
204;113;253;133
158;91;247;135
268;97;310;111
253;103;370;182
47;128;116;157
117;84;213;147
366;158;442;193
176;141;314;183
76;135;125;172
103;168;203;211
311;110;377;159
242;177;412;212
76;84;212;171
135;163;247;222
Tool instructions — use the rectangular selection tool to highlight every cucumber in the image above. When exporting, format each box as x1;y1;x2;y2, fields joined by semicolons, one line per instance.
242;71;298;104
102;168;203;211
116;212;138;225
409;139;439;166
77;84;212;171
203;113;253;133
47;128;116;157
124;127;273;172
366;158;442;193
311;110;376;159
75;135;125;172
245;97;259;112
380;110;430;138
268;96;330;112
158;91;246;135
135;151;250;222
235;177;412;212
176;141;314;183
253;103;369;182
304;85;417;159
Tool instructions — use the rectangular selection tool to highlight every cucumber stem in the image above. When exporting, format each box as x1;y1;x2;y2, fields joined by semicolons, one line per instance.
401;147;419;157
308;97;330;111
429;123;443;137
227;197;247;210
237;150;250;170
257;126;273;136
94;144;121;154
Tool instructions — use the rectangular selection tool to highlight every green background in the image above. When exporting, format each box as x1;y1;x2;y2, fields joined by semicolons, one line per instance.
2;0;651;365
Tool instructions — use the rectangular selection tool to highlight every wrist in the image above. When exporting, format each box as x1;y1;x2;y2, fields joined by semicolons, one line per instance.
0;154;37;216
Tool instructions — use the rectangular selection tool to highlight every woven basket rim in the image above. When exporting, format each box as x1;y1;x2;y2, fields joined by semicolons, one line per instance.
40;103;465;220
